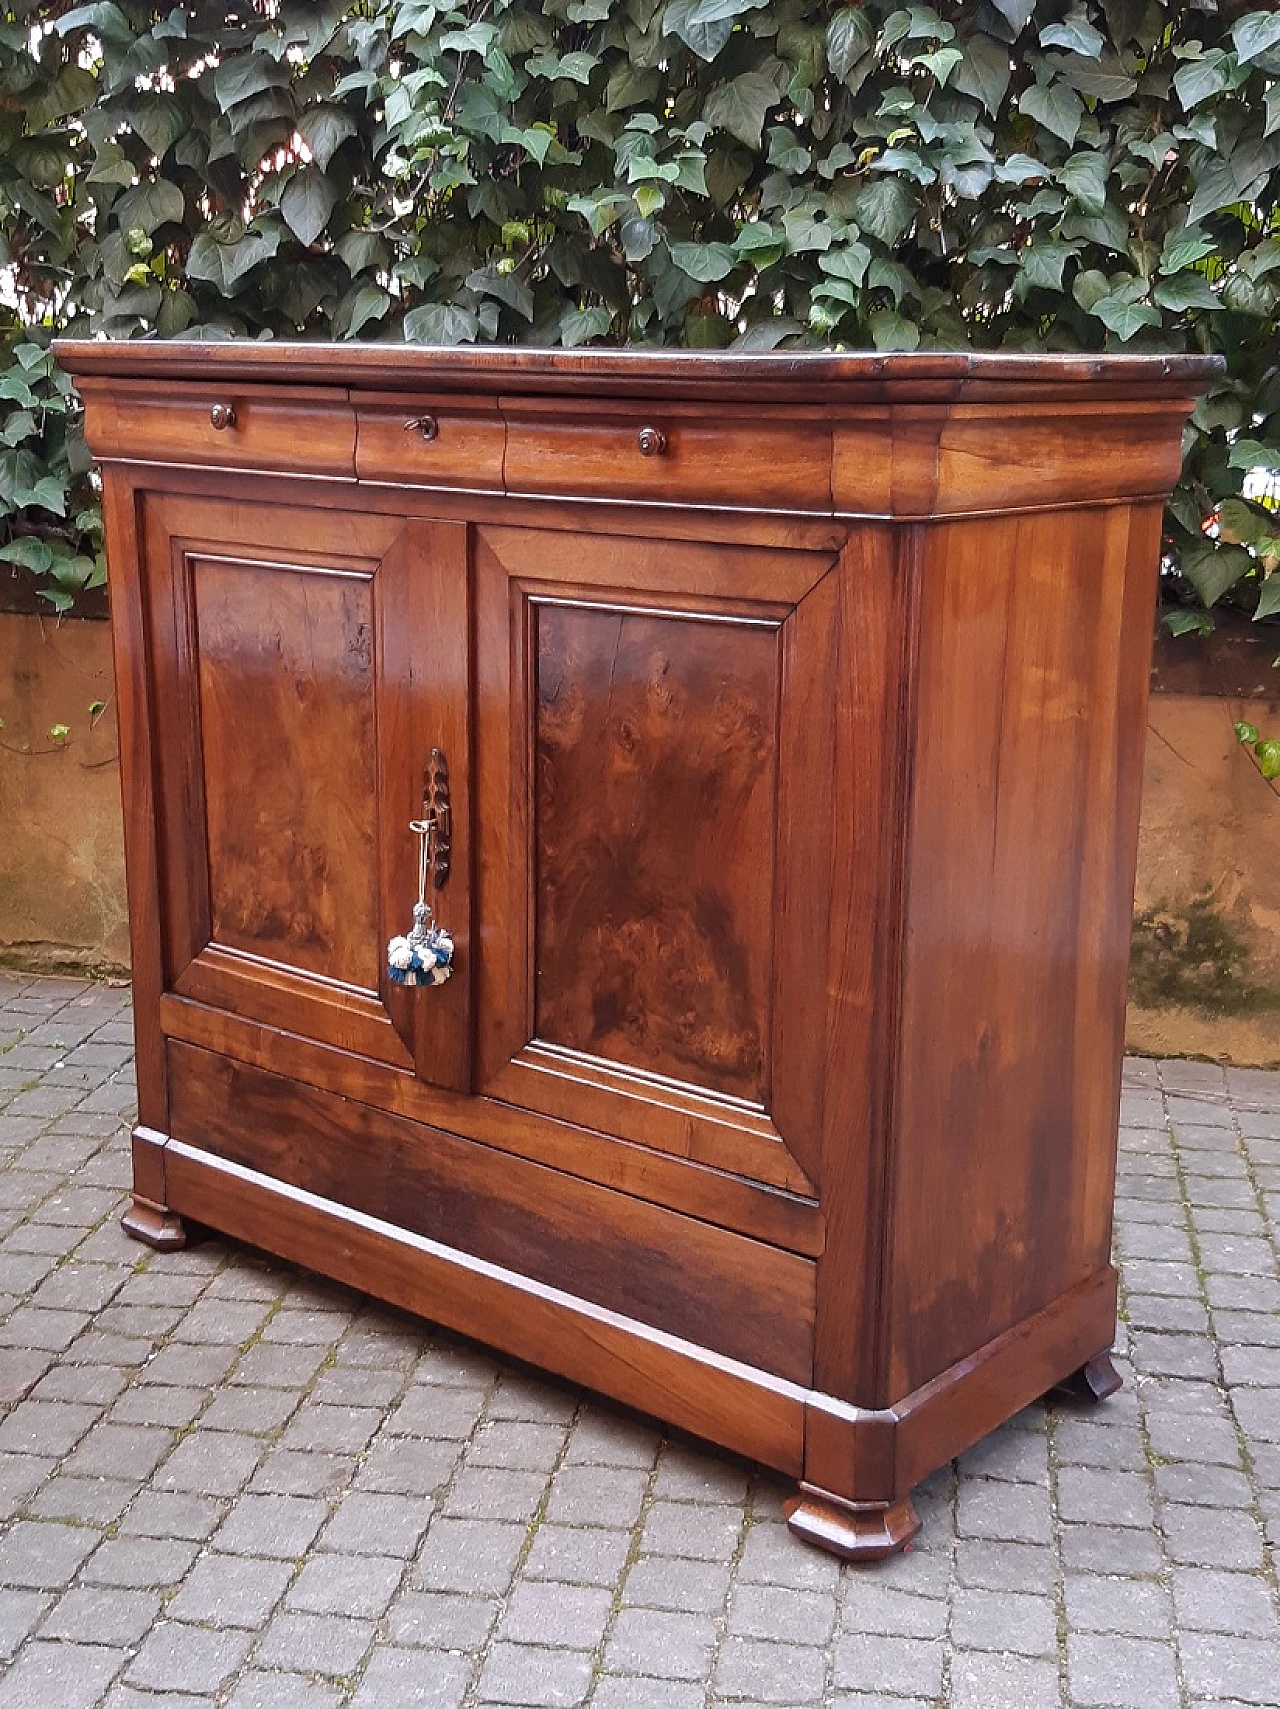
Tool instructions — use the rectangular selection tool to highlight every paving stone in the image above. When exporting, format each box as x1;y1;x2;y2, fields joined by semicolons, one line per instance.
639;1498;742;1559
0;1519;100;1589
950;1651;1061;1709
318;1489;434;1556
620;1555;730;1615
1065;1575;1172;1637
522;1523;632;1587
841;1581;948;1639
543;1463;649;1527
0;1639;124;1709
1055;1464;1156;1529
41;1586;162;1645
117;1490;223;1541
125;1621;254;1693
0;1587;51;1658
1059;1521;1164;1577
499;1581;612;1649
83;1535;200;1588
1172;1568;1280;1638
833;1632;944;1699
415;1519;526;1595
604;1608;717;1680
355;1435;459;1495
253;1610;375;1675
951;1585;1057;1655
214;1492;328;1557
713;1634;827;1702
1164;1503;1267;1569
224;1673;343;1709
955;1475;1052;1543
348;1646;471;1708
287;1552;405;1617
387;1591;498;1649
167;1551;294;1628
1155;1461;1255;1509
249;1447;356;1498
1179;1632;1280;1706
1069;1633;1181;1708
592;1680;704;1709
444;1467;549;1523
156;1429;263;1496
29;1473;138;1525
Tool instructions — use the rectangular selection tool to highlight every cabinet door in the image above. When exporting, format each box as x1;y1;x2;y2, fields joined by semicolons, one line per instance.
475;525;840;1197
139;490;471;1089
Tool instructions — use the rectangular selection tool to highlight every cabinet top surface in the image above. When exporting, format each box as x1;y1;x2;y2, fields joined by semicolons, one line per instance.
54;338;1220;403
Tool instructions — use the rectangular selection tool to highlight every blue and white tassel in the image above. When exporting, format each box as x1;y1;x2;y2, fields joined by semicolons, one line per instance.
387;816;454;988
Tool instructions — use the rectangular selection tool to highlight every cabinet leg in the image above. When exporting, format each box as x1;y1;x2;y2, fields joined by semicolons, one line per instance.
1050;1350;1121;1404
121;1199;190;1252
784;1484;921;1562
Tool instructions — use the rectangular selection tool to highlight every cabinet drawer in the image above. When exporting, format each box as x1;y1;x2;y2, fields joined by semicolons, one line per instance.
79;379;355;477
502;402;832;512
353;391;505;489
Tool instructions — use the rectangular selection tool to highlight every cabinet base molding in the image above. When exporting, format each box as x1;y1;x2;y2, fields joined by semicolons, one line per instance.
1050;1351;1123;1405
121;1198;190;1251
785;1487;922;1561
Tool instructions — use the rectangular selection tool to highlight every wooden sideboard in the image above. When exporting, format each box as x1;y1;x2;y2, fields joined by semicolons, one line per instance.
55;341;1217;1559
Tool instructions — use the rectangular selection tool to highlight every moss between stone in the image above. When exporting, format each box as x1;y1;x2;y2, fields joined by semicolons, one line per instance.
1129;893;1280;1016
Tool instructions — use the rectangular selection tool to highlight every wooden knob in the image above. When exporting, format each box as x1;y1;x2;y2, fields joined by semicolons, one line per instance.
209;402;236;431
637;425;667;457
405;414;440;441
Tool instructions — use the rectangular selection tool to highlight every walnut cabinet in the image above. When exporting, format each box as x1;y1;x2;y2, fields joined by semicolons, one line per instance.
56;342;1217;1558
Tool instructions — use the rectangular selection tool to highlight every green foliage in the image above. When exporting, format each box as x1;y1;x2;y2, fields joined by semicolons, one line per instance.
1;0;1278;623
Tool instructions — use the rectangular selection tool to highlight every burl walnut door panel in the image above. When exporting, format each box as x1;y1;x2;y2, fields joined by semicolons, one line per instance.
475;526;840;1197
139;491;471;1090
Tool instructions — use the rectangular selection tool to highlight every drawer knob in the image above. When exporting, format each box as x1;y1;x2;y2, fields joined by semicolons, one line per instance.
209;402;236;431
405;414;440;442
637;425;668;457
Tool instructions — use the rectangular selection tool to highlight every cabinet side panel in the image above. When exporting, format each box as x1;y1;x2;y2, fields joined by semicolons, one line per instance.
888;504;1157;1396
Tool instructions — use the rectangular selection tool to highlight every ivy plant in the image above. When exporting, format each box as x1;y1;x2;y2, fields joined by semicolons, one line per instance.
0;0;1276;630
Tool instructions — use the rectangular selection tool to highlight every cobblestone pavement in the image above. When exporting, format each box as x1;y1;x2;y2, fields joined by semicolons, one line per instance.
0;973;1279;1708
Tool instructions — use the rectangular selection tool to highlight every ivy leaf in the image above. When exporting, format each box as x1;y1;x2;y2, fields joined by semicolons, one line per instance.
280;167;339;247
186;220;283;293
333;281;390;338
1266;86;1280;139
703;72;777;149
1228;439;1280;477
403;303;479;344
1019;241;1074;292
54;2;133;44
1059;152;1109;215
1018;81;1084;147
664;0;767;62
1090;289;1161;340
950;33;1011;113
126;95;188;160
852;177;916;246
1254;576;1280;621
0;538;54;575
1160;226;1216;274
827;8;875;83
559;305;614;347
1153;272;1221;312
113;178;184;235
989;0;1035;36
1232;12;1280;64
297;105;356;171
668;240;737;281
1173;55;1229;112
213;52;287;113
1181;540;1253;607
1040;7;1105;56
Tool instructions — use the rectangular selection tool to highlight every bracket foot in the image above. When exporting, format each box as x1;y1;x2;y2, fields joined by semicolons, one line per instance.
1050;1350;1122;1405
121;1200;190;1252
784;1486;921;1562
